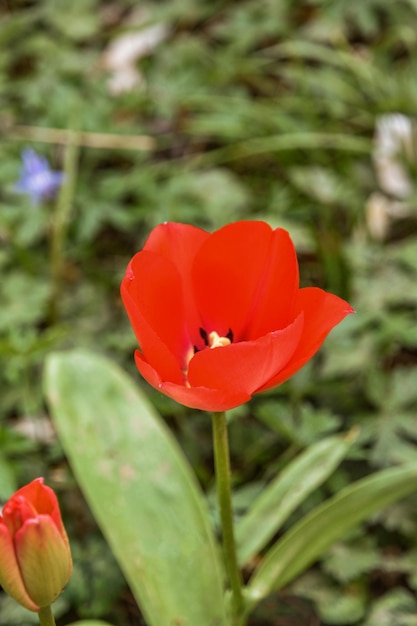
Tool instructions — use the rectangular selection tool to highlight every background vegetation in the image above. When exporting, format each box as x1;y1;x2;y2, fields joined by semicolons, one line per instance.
2;0;417;624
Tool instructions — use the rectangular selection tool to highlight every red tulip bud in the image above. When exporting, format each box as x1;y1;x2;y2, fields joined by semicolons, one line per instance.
0;477;72;612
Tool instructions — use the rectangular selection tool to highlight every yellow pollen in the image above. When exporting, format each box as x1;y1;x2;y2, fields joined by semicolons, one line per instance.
208;331;231;349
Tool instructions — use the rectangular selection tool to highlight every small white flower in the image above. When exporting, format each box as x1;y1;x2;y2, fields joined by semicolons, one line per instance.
102;9;170;95
373;113;417;198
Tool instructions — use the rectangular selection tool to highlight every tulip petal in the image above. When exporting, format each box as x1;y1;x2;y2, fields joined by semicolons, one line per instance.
134;349;175;390
0;523;39;612
144;222;208;345
15;478;51;514
188;313;304;396
144;222;208;279
161;382;251;412
15;517;72;609
37;487;66;537
124;288;184;385
259;287;355;392
192;221;275;341
135;351;250;411
124;251;188;358
121;252;187;383
13;478;64;535
244;228;299;339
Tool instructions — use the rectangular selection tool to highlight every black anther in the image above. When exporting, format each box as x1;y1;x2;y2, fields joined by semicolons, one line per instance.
199;328;209;345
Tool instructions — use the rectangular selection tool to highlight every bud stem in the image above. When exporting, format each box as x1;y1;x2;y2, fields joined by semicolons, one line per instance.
38;606;56;626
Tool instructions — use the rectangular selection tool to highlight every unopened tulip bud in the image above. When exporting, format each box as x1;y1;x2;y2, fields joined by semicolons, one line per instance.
0;477;72;612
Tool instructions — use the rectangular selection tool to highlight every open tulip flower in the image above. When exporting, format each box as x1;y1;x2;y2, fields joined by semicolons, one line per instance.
0;477;72;613
121;221;354;411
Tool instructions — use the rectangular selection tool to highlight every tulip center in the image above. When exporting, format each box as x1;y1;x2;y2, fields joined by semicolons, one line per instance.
182;327;233;386
199;327;233;350
208;330;231;349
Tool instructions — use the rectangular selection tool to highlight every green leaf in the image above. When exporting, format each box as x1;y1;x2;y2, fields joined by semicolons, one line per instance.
365;589;417;626
236;432;356;565
294;570;367;625
44;350;227;626
247;463;417;603
322;538;380;583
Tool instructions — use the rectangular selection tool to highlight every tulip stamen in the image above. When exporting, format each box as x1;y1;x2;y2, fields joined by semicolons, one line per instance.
208;331;232;349
198;327;234;350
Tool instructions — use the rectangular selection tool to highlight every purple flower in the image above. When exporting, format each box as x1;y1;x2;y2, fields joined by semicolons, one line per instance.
15;148;64;205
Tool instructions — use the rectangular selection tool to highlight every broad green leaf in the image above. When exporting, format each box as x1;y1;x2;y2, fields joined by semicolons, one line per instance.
236;431;356;565
44;350;227;626
247;463;417;603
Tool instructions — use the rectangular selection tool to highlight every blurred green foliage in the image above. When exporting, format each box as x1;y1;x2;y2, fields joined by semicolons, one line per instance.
1;0;417;624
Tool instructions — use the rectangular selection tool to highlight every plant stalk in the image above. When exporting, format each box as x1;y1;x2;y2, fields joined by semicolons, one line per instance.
212;411;245;625
38;606;56;626
48;129;80;324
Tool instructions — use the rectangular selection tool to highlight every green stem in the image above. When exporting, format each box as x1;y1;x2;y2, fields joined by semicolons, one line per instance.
38;606;56;626
212;411;245;625
48;128;80;324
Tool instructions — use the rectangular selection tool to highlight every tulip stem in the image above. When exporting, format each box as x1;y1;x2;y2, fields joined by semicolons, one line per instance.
212;411;245;624
38;606;56;626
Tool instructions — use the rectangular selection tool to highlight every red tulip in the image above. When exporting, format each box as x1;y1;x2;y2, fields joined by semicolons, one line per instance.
0;477;72;612
121;221;354;411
